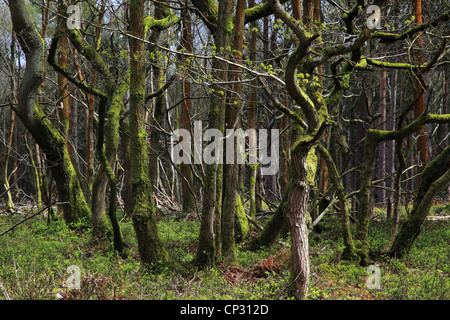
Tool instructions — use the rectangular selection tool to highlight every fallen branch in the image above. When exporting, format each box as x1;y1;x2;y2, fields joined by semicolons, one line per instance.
246;214;264;231
0;202;55;237
246;214;289;247
427;216;450;221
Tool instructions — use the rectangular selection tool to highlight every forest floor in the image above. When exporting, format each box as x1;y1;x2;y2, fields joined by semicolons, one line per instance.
0;202;448;300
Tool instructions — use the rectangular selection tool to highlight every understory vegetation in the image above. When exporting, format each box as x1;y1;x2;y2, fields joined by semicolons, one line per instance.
1;203;448;300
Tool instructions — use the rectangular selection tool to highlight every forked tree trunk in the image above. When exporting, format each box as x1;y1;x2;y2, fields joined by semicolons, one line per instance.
356;114;450;265
9;0;90;226
89;2;110;234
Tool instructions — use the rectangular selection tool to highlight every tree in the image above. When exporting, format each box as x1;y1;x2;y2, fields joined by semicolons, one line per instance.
195;0;234;268
3;0;449;301
179;8;196;213
128;0;169;265
9;0;91;226
412;0;429;188
389;144;450;257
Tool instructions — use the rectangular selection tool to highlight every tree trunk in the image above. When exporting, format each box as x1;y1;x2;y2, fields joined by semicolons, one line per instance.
222;0;246;263
288;148;310;299
255;180;290;247
386;67;397;218
195;0;234;268
248;0;258;220
180;9;196;213
9;0;90;226
389;145;450;258
356;114;450;265
0;108;15;212
86;92;95;186
1;33;17;212
318;144;358;261
128;0;168;265
89;1;110;234
413;0;428;188
57;0;70;137
377;45;387;207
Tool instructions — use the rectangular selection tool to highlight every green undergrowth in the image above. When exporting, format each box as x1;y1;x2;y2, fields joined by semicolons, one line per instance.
0;205;448;300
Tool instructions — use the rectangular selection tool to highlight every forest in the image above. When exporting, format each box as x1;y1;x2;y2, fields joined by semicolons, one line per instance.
0;0;448;302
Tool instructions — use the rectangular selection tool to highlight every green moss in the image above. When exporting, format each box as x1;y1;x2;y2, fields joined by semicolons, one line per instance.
224;14;234;35
366;58;428;70
67;29;114;92
235;194;249;241
244;2;266;20
306;147;318;186
249;164;258;219
144;11;180;34
32;104;91;225
355;58;367;68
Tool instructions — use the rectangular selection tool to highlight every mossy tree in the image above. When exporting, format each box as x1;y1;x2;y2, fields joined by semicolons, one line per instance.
192;0;278;268
194;0;234;269
9;0;90;226
353;113;450;264
127;0;170;265
389;144;450;258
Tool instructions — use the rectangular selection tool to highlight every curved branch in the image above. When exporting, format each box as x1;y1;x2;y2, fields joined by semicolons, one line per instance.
285;44;320;130
48;36;107;99
372;10;450;42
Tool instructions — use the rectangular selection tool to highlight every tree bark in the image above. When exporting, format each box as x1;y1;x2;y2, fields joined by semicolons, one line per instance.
288;148;310;299
128;0;168;265
195;0;234;268
9;0;90;226
377;45;387;207
222;0;246;263
179;8;196;213
247;0;258;220
413;0;429;188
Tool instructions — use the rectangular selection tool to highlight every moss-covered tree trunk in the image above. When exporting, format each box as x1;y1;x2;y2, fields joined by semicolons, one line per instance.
87;3;111;235
128;0;169;265
221;0;247;263
356;113;450;264
255;179;290;247
247;0;258;220
389;145;450;258
317;144;358;261
9;0;90;226
194;0;234;268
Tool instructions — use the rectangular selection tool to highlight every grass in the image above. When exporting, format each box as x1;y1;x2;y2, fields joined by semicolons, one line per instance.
0;205;448;300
